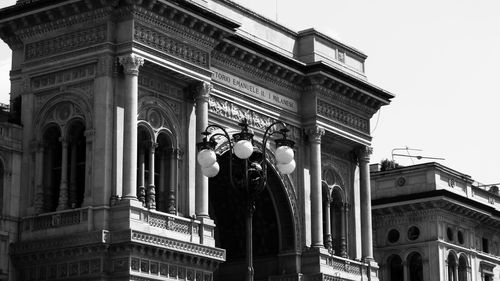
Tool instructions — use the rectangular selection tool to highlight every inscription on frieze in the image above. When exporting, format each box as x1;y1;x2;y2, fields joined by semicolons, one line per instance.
211;68;298;113
25;25;107;60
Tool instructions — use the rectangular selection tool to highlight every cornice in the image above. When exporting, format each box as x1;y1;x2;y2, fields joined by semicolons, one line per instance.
111;230;226;262
132;6;219;51
306;75;384;115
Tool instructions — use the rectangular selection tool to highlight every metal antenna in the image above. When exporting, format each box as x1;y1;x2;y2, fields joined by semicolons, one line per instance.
392;146;445;162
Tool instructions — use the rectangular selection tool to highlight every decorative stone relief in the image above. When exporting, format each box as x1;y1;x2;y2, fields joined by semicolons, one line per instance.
133;7;218;50
317;99;369;133
31;64;96;91
138;74;184;101
25;25;107;60
134;23;208;68
208;95;301;141
17;7;113;40
139;89;181;116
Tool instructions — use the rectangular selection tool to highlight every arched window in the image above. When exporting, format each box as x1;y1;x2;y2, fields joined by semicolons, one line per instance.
448;253;457;281
458;255;468;281
388;254;403;281
42;125;62;212
408;252;423;281
322;168;347;257
137;126;177;213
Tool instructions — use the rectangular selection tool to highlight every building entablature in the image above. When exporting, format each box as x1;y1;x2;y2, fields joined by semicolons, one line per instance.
371;162;500;212
372;190;500;229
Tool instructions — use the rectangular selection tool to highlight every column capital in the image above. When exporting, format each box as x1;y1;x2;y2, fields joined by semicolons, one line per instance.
167;148;182;159
305;126;325;144
356;146;373;163
119;54;144;76
193;81;212;102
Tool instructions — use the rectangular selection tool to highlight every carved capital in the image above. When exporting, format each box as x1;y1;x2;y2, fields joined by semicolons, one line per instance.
306;126;325;144
356;146;373;163
118;54;144;76
193;81;212;102
167;148;182;159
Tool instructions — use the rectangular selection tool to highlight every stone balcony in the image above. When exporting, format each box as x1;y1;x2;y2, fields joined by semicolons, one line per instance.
297;247;378;281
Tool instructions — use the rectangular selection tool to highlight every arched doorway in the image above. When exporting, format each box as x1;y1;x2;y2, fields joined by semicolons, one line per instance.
408;252;423;281
387;254;403;281
209;151;295;280
458;255;468;281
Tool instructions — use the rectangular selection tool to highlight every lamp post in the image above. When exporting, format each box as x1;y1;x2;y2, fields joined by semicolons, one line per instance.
197;118;295;281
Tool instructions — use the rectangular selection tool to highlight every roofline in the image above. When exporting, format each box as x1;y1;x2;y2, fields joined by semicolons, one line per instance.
372;189;500;217
371;162;471;181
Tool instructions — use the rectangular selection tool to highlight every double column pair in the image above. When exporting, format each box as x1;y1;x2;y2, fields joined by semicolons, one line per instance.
307;126;374;261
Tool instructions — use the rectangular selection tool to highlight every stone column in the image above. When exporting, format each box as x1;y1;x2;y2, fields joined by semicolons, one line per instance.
323;197;332;251
307;126;325;248
138;146;146;205
340;203;348;257
194;82;212;218
119;54;144;200
57;138;69;210
359;146;374;261
146;142;157;209
168;148;179;214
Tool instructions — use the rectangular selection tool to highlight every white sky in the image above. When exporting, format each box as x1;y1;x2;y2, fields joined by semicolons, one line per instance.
0;0;499;184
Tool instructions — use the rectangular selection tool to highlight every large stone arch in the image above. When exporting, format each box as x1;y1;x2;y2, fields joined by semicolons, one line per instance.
213;136;301;252
208;135;301;279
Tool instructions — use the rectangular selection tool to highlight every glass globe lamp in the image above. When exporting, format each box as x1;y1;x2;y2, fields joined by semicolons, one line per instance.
197;148;217;168
202;162;220;177
277;159;296;174
234;139;254;159
275;145;294;164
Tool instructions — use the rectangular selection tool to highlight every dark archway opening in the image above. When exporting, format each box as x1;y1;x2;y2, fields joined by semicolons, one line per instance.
209;151;294;281
388;254;403;281
408;252;423;281
42;125;62;212
68;121;86;208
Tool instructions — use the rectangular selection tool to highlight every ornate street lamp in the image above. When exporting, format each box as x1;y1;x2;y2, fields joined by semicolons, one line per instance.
197;118;295;281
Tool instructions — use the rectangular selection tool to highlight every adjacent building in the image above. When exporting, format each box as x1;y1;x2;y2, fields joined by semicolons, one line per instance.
371;162;500;281
0;0;393;280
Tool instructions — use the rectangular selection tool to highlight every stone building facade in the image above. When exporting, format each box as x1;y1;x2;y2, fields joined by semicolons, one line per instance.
0;0;393;280
371;163;500;281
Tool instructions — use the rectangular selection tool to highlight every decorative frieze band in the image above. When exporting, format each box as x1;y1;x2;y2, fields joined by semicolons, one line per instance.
134;23;208;68
317;99;369;133
31;64;96;90
208;94;301;140
25;25;107;60
138;73;183;100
